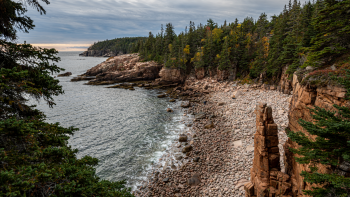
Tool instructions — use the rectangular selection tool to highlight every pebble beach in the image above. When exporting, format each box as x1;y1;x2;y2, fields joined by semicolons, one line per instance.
134;77;292;197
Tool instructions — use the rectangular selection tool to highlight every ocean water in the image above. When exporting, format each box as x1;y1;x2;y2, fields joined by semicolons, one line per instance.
33;51;184;189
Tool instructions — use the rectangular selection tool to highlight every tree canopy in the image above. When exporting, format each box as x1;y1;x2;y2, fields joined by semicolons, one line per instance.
0;0;134;196
134;0;350;83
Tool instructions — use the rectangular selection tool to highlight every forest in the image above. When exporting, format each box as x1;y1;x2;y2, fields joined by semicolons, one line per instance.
89;37;146;54
132;0;350;83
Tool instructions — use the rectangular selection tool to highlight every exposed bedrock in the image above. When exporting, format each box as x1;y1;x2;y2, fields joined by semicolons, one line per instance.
76;54;186;85
246;72;350;197
283;74;349;196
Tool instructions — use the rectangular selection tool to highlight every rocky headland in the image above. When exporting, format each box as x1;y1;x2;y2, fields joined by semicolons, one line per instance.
79;49;122;57
72;54;185;87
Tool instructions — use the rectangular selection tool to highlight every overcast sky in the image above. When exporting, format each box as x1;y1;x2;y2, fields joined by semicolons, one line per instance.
18;0;290;51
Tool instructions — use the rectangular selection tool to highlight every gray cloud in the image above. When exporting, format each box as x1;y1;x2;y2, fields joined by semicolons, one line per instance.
17;0;290;45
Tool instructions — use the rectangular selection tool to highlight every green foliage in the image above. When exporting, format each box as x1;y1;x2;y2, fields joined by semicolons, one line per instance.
134;1;334;81
90;37;147;54
0;118;133;197
305;0;350;68
287;70;350;196
0;0;134;196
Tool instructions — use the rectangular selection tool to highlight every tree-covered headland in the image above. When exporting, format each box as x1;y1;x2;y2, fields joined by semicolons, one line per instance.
133;0;350;83
89;37;147;55
0;0;134;196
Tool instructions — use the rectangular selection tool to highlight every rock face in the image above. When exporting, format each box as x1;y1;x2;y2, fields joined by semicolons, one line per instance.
216;68;230;81
282;74;349;196
245;103;293;197
195;67;205;79
245;73;349;197
57;72;72;77
278;65;293;94
158;68;186;84
82;54;163;84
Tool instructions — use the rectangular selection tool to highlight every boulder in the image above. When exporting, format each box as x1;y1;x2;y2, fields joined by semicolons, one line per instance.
70;76;96;81
182;145;193;153
106;85;121;88
179;135;187;142
217;102;225;106
181;101;191;108
232;90;242;98
57;72;72;77
194;112;206;120
157;94;167;98
162;178;170;183
187;173;201;186
175;155;183;160
204;121;214;129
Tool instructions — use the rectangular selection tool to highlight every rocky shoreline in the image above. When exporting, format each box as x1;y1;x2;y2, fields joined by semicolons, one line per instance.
69;54;293;196
131;77;291;197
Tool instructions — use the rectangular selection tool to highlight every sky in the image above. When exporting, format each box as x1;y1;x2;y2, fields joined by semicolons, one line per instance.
18;0;291;51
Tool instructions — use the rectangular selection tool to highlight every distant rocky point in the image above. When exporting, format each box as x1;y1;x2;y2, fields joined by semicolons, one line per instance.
79;49;123;57
79;37;146;57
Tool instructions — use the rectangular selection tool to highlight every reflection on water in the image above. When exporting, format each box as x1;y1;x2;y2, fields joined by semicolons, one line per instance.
34;51;183;188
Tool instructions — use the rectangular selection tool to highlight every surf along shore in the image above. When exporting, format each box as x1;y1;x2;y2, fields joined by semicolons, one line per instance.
69;54;291;197
133;77;291;197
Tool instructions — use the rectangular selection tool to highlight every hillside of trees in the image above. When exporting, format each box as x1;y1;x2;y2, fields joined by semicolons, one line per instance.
89;37;146;54
133;0;350;83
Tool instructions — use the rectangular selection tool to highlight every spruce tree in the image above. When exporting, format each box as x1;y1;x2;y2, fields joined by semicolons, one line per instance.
305;0;350;67
287;70;350;196
0;0;134;196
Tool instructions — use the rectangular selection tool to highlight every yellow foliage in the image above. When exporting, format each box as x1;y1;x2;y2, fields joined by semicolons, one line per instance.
237;24;241;28
201;39;206;42
262;36;269;58
216;54;220;59
191;52;203;63
168;44;173;53
183;45;190;54
212;28;223;41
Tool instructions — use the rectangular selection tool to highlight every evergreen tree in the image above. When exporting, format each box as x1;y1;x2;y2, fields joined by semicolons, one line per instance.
0;0;134;196
218;36;231;70
287;70;350;196
305;0;350;67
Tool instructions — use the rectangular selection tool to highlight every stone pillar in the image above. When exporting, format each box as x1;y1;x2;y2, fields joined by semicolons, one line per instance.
245;103;292;197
